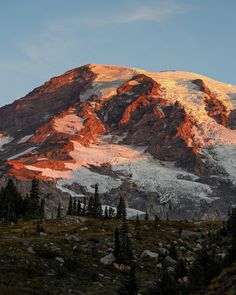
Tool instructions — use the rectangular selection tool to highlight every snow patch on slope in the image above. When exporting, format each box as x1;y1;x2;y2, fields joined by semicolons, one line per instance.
0;134;13;150
18;134;33;144
8;147;37;160
25;137;214;203
146;70;236;147
101;205;145;219
80;64;141;101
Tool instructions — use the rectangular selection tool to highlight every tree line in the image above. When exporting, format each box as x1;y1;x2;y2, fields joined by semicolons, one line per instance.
65;184;126;220
0;178;44;223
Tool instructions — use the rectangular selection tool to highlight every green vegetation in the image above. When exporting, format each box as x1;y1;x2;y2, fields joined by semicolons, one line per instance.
0;215;230;294
0;181;235;294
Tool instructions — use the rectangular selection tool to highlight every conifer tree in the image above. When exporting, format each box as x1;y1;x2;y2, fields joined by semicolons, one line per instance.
135;214;141;231
154;214;160;228
77;199;81;216
159;263;177;295
114;227;121;262
29;177;40;217
82;197;86;216
175;258;187;279
122;200;127;220
119;219;134;265
145;211;149;221
117;265;138;295
189;244;219;288
166;212;169;221
87;196;94;217
39;198;45;221
67;196;73;215
57;202;62;218
169;242;178;260
108;207;115;219
73;198;77;216
35;220;45;236
227;207;236;235
226;207;236;263
0;179;25;222
104;206;109;219
93;184;101;218
98;203;103;219
135;229;141;240
116;197;126;219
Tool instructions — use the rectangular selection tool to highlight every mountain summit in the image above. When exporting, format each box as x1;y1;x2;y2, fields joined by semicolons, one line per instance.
1;64;236;219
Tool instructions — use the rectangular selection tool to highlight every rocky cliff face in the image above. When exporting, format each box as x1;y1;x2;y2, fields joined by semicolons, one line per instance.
1;64;236;219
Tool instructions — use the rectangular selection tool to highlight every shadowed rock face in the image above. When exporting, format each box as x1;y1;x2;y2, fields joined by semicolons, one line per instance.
1;64;236;219
192;79;229;126
0;65;96;135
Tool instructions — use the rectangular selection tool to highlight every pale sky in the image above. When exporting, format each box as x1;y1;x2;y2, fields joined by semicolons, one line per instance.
0;0;236;106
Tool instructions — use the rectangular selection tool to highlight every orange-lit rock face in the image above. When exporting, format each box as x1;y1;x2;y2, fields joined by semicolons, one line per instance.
1;64;236;219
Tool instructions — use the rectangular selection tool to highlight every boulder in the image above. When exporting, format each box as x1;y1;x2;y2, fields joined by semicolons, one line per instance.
55;257;64;264
143;225;150;231
158;248;169;256
167;266;175;273
165;255;177;265
141;250;159;259
181;230;202;240
27;246;35;254
100;253;116;265
67;235;80;242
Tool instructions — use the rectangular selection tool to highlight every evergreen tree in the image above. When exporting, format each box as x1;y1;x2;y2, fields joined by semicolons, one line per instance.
28;177;40;218
135;229;141;240
98;203;103;219
175;259;187;279
77;199;81;216
122;201;127;220
135;214;141;239
57;202;62;218
117;266;138;295
39;198;45;221
87;196;94;217
154;215;160;228
227;207;236;235
116;197;123;219
93;184;101;218
159;263;177;295
104;206;109;219
35;220;45;236
82;197;86;216
226;207;236;263
116;197;126;219
0;179;24;222
189;244;219;288
166;212;169;221
135;214;141;231
119;219;134;265
114;227;121;262
169;242;178;260
73;198;77;216
108;207;115;219
67;196;73;215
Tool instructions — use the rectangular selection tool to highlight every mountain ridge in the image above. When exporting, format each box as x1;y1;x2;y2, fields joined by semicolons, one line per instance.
1;64;236;219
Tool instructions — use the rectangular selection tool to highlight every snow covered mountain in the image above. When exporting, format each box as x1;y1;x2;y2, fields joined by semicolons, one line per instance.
1;64;236;219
